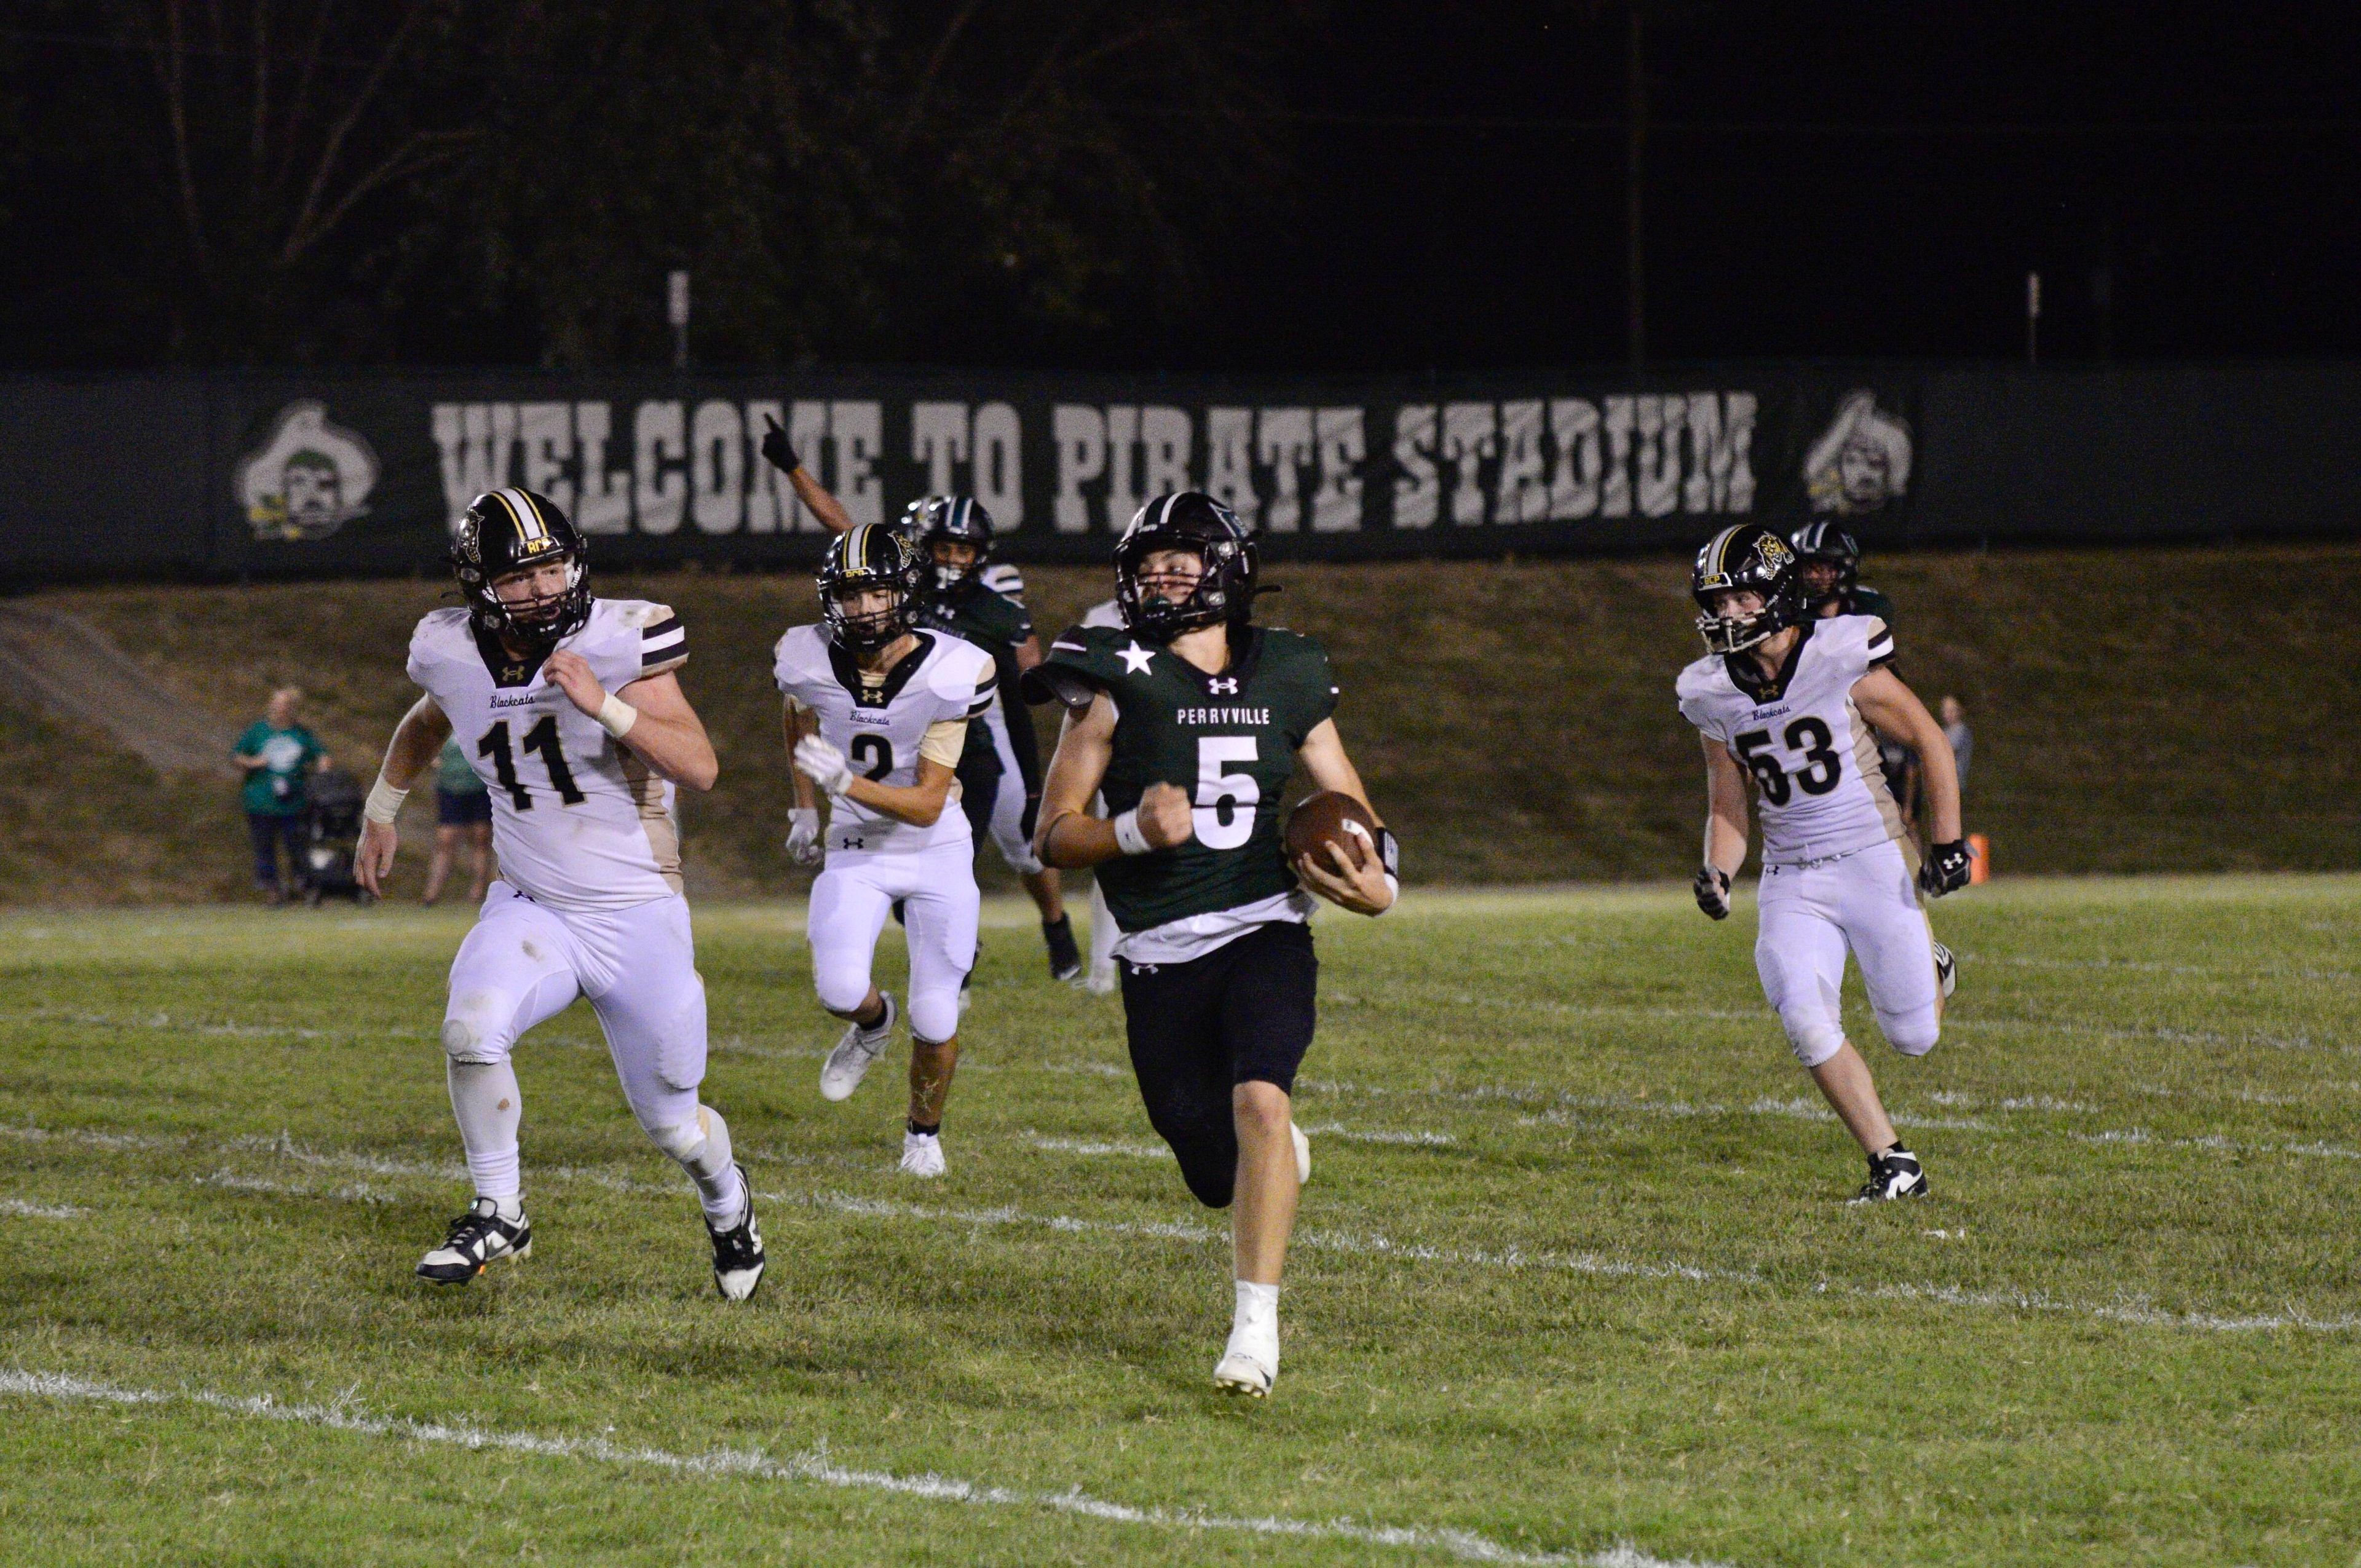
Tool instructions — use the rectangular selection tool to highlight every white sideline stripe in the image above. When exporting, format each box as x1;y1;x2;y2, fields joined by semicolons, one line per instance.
1;1197;85;1219
1024;1127;1456;1159
0;1369;1718;1568
17;1122;2361;1336
1024;1133;1173;1160
193;1170;396;1205
1302;1123;1458;1147
1294;1078;1990;1134
2071;1129;2361;1161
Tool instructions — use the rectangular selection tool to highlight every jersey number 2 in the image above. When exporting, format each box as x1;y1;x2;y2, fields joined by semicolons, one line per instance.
1194;737;1259;850
479;717;587;810
848;734;893;782
1733;717;1841;807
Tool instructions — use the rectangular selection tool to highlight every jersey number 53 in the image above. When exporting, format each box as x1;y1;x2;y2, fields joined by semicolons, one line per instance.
1733;718;1842;807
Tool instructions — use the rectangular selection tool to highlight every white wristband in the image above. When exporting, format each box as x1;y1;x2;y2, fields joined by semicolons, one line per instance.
363;776;410;826
1374;873;1400;915
1111;808;1153;857
596;692;639;738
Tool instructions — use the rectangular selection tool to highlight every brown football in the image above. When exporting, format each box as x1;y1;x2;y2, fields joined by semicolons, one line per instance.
1284;789;1377;868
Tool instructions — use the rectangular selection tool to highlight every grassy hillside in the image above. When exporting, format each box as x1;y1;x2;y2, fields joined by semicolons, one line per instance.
8;541;2357;902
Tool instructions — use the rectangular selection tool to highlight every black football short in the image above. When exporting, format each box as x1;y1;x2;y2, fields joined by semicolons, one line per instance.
1117;919;1318;1208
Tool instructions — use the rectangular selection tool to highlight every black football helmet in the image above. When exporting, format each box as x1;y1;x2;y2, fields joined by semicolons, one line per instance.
451;488;592;656
817;521;922;654
1114;492;1258;638
1789;521;1862;603
1691;523;1806;654
907;494;995;593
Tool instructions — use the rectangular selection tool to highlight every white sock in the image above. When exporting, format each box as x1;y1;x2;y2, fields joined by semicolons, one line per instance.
448;1059;523;1219
1233;1279;1281;1334
679;1105;748;1230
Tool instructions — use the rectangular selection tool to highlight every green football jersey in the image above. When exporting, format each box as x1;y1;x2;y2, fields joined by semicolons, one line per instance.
915;577;1033;688
1845;584;1897;624
1041;622;1339;933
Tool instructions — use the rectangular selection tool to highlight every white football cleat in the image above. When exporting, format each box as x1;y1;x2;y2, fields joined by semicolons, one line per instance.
416;1198;530;1285
1933;941;1958;1000
820;993;895;1103
1291;1122;1311;1186
900;1128;946;1178
1214;1320;1279;1398
1085;962;1118;996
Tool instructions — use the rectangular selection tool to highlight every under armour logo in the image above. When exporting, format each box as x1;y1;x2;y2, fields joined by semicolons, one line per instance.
1207;677;1239;694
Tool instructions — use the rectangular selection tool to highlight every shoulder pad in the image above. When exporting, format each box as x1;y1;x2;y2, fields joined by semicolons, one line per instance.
771;623;831;692
1024;622;1123;709
927;635;999;701
979;562;1027;603
407;608;473;679
1675;654;1731;705
607;599;687;676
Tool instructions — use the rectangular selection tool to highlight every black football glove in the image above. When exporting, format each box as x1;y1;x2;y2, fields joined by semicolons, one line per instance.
1693;864;1731;921
759;413;801;476
1919;839;1972;897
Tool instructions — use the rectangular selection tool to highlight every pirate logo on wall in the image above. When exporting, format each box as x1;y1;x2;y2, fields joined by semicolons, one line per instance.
1803;389;1912;515
234;400;380;542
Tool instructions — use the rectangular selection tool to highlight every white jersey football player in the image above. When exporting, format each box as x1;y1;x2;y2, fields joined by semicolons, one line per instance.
778;523;996;1177
1677;523;1972;1202
354;488;765;1297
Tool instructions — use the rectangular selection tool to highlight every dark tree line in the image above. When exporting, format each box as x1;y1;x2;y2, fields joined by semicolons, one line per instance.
8;2;2361;371
0;0;1297;368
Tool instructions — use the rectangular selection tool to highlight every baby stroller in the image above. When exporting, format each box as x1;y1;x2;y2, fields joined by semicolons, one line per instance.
304;765;373;905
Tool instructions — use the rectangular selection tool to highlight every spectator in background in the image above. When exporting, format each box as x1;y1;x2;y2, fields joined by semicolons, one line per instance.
232;687;328;904
1940;696;1972;790
421;736;492;907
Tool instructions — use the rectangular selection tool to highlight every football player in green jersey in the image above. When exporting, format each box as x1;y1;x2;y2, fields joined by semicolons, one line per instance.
904;495;1083;981
1027;493;1398;1400
1789;521;1898;625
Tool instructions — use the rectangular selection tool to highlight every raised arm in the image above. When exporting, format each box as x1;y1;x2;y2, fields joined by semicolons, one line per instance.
1696;734;1752;919
759;413;854;534
542;656;719;793
355;695;454;894
1032;691;1192;869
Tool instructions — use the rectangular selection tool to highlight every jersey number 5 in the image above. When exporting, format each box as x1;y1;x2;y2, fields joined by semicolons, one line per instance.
1194;737;1259;850
1733;717;1842;807
479;717;587;810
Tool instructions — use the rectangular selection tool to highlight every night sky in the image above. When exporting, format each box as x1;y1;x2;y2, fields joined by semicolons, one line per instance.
6;1;2358;373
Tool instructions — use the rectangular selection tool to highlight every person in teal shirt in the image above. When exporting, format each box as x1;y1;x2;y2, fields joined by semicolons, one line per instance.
232;686;328;903
421;735;492;906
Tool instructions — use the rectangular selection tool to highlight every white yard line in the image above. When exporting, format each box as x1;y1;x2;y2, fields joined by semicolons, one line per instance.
12;1121;2360;1335
0;1197;85;1219
0;1368;1720;1568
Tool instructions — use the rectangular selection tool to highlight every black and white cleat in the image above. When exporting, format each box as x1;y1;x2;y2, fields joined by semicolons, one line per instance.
705;1166;766;1301
416;1197;531;1285
1850;1147;1929;1204
1043;914;1083;983
1933;941;1958;1000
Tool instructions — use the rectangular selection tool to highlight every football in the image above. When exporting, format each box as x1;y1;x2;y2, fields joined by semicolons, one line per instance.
1284;788;1377;868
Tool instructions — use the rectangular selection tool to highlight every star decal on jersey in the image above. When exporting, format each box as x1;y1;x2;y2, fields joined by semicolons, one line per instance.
1117;639;1157;675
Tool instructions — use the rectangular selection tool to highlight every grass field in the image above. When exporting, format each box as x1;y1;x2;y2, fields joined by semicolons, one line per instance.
3;876;2358;1564
12;540;2361;901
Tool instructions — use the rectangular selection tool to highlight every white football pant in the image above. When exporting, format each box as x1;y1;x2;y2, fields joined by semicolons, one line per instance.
808;837;980;1045
1753;839;1942;1068
980;707;1045;876
442;882;708;1134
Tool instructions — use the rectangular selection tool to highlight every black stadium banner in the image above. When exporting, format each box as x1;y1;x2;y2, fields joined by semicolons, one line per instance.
3;363;2357;582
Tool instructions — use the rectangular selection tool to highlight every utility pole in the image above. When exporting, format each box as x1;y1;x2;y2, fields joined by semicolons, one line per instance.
2025;270;2040;366
668;270;691;371
1625;2;1647;373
